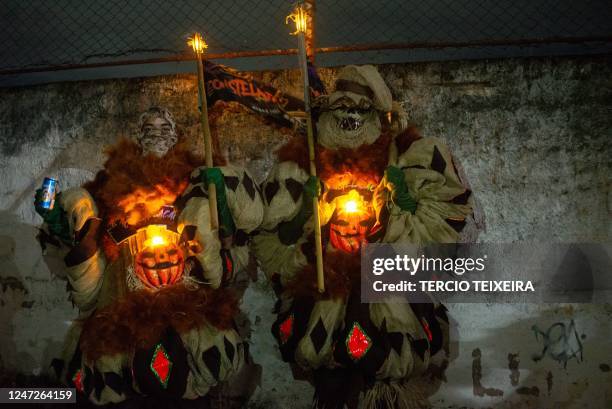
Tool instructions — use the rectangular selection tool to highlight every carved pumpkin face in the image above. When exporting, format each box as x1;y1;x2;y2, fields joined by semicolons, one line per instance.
328;189;375;254
134;241;184;289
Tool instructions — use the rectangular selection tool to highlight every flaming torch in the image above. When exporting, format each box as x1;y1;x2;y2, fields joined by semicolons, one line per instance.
188;32;219;231
286;3;325;293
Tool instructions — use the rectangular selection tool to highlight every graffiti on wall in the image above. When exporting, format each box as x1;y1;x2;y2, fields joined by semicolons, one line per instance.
531;319;584;368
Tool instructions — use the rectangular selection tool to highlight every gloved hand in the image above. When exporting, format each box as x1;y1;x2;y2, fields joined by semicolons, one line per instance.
383;165;417;214
34;189;72;244
201;167;236;238
302;175;322;202
278;175;322;245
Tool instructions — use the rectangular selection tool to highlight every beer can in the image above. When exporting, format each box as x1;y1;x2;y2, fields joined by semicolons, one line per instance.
41;177;58;210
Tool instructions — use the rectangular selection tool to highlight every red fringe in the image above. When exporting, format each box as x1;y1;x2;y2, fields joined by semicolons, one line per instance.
79;284;238;360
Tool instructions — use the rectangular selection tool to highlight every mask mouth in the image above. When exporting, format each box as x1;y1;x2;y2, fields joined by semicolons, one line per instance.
338;116;363;131
136;259;184;288
331;229;362;238
135;244;185;288
335;108;369;131
318;103;380;149
140;261;178;270
139;135;177;157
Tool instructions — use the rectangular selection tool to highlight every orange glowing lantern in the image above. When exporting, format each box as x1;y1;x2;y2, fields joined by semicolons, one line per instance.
132;225;184;289
149;235;166;247
329;189;375;254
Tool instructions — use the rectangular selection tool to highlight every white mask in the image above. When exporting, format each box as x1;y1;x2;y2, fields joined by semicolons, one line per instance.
138;116;178;157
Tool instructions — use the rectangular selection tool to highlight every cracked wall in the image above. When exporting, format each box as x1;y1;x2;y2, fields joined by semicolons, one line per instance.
0;55;610;407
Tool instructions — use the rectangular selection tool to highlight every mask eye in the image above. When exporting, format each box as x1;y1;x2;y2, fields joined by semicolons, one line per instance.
355;107;371;115
359;219;372;227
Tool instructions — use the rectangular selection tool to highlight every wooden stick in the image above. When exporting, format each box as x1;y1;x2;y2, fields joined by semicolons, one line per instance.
298;32;325;293
195;52;219;231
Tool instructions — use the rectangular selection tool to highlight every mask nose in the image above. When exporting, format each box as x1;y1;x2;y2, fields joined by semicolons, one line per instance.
155;251;168;263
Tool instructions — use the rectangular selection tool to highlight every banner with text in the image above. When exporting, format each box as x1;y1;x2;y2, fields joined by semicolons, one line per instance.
204;61;306;131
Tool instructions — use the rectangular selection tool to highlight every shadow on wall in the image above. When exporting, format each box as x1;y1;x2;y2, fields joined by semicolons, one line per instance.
0;232;32;373
0;208;73;381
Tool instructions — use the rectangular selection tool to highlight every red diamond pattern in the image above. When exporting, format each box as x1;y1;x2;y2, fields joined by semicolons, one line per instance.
346;322;372;361
279;314;294;344
72;369;84;393
150;343;173;388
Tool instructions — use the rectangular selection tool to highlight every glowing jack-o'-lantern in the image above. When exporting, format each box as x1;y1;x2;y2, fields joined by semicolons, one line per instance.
132;225;184;289
328;189;375;254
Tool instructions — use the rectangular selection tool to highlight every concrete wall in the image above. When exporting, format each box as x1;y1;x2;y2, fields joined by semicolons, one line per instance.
0;55;610;407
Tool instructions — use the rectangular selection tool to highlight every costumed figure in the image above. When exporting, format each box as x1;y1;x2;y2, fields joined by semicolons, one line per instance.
35;107;264;406
253;66;474;408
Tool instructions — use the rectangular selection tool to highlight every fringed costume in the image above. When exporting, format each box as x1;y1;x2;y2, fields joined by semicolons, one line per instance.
41;137;264;406
252;65;475;408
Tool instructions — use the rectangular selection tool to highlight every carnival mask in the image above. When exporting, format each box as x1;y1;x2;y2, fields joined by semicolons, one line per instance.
317;100;382;150
137;107;178;157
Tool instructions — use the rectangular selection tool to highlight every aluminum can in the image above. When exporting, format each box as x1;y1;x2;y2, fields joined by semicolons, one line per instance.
40;177;58;210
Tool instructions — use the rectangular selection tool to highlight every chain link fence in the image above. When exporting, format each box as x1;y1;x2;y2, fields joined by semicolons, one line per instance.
1;0;611;74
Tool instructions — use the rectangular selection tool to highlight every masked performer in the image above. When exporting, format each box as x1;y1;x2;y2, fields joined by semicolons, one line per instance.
253;66;474;408
35;107;263;405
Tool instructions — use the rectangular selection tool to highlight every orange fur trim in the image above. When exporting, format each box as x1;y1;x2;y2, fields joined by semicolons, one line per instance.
79;284;238;361
278;132;396;300
84;138;205;223
82;138;207;260
276;133;392;183
277;125;426;299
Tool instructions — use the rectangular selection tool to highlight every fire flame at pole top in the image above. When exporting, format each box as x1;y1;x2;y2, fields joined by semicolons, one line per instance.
286;4;308;35
188;32;208;55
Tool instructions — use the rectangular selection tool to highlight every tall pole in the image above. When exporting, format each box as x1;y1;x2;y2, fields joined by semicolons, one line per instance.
190;33;219;231
304;0;316;64
288;4;325;293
